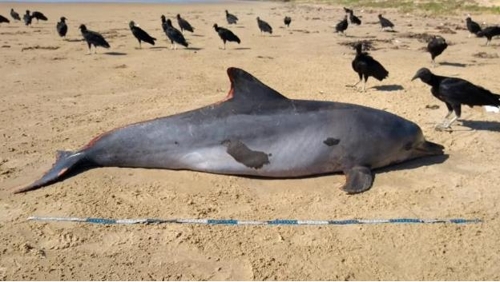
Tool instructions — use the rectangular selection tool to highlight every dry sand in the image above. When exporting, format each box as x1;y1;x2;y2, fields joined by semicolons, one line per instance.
1;1;500;280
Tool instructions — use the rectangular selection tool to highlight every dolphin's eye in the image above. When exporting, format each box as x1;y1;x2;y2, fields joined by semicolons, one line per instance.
404;142;413;151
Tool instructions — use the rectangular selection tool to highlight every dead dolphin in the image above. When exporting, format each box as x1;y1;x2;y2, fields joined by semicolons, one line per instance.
14;68;444;194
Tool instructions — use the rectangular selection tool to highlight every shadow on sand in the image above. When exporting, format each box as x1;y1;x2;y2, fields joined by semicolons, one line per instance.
65;38;84;42
440;61;467;68
148;46;170;50
237;154;449;190
460;120;500;132
372;84;404;92
377;154;449;175
103;51;127;56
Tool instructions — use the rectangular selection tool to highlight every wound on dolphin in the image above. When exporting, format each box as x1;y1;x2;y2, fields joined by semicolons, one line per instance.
324;138;340;146
222;139;270;169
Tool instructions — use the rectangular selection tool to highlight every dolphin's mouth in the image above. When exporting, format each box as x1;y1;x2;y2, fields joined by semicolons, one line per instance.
411;140;445;159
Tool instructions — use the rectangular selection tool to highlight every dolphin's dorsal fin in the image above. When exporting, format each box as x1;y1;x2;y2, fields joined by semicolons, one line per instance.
225;68;289;103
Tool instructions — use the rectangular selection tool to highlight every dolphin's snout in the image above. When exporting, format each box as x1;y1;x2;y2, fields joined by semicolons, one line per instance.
411;140;444;159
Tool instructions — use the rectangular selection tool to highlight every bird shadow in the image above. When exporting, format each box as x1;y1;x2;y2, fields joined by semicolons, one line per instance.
65;38;84;42
103;52;127;56
439;61;467;68
383;29;398;33
186;47;203;51
191;34;204;37
233;47;251;50
291;29;311;34
149;46;169;50
460;120;500;132
371;84;404;91
343;34;364;38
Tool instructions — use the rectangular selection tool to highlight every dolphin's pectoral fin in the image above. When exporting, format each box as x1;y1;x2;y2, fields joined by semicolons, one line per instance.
341;166;373;194
13;150;92;194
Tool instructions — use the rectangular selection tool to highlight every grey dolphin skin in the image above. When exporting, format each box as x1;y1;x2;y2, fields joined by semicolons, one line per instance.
15;68;444;194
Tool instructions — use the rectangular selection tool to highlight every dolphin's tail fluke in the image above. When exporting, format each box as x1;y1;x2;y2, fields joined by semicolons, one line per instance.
14;150;95;194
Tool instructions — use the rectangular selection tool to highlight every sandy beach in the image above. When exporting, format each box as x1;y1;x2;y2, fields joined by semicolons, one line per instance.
1;1;500;280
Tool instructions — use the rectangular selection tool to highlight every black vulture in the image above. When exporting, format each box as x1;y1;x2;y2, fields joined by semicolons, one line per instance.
348;10;361;25
226;10;238;25
412;67;500;131
378;14;394;30
284;16;291;27
79;24;110;54
465;17;481;37
351;42;389;92
476;26;500;46
213;23;240;49
31;11;48;23
56;17;68;38
23;10;32;26
427;35;448;67
129;21;156;49
160;15;168;33
335;15;348;35
164;18;188;49
176;14;194;33
0;14;9;24
257;17;272;34
10;9;20;21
